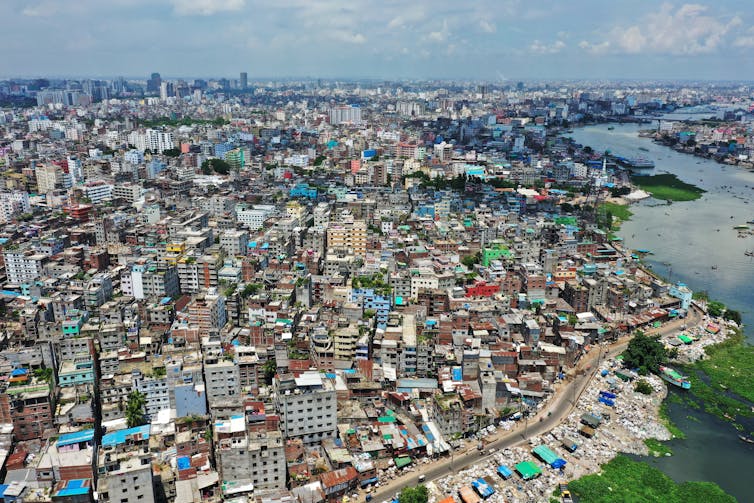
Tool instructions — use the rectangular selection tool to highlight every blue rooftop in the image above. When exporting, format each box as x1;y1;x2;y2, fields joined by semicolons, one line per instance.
10;368;28;377
57;429;94;447
102;424;150;448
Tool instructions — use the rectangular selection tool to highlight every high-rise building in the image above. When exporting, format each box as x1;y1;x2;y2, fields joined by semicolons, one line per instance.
240;72;248;90
147;72;161;93
274;371;337;444
329;104;362;125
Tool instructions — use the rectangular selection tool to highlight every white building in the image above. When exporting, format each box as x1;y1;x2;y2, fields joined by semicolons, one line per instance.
0;192;30;223
84;181;113;203
329;105;362;125
3;249;48;284
274;371;337;444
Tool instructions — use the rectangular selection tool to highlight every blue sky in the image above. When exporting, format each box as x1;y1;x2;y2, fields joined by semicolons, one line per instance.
2;0;754;80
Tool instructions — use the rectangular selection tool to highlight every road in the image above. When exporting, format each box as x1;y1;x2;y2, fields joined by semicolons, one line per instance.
369;305;703;502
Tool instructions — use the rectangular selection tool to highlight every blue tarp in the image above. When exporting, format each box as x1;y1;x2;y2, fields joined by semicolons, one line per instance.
360;477;379;488
497;465;513;479
598;396;615;407
452;368;462;381
57;429;94;447
102;424;150;448
599;390;617;399
177;456;191;470
10;368;28;376
472;478;495;498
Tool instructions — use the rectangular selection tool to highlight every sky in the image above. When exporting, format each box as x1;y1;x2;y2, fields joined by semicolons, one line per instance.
2;0;754;81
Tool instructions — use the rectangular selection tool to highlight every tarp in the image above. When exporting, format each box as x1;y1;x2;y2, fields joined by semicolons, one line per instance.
472;478;494;498
360;477;379;488
532;445;565;468
678;335;693;344
497;465;513;479
515;461;542;480
394;456;412;469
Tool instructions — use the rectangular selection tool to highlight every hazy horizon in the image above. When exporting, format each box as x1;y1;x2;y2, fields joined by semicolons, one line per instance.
2;0;754;81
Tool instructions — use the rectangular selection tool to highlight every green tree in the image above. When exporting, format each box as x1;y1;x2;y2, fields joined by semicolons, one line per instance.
723;309;741;325
707;301;725;317
240;283;262;298
622;332;667;375
399;485;428;503
201;158;231;175
125;391;147;428
263;359;277;385
461;252;480;269
634;379;653;395
162;148;181;157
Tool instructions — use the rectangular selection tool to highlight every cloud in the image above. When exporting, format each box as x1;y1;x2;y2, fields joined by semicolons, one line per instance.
529;39;565;54
580;3;742;56
426;20;450;42
733;27;754;48
330;32;367;44
479;19;496;33
171;0;245;16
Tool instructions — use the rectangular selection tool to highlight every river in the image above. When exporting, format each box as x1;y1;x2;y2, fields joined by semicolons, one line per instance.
568;122;754;501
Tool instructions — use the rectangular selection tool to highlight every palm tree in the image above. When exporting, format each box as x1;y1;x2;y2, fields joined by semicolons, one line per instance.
125;391;147;428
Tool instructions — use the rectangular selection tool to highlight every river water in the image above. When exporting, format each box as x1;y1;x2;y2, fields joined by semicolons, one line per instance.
568;122;754;501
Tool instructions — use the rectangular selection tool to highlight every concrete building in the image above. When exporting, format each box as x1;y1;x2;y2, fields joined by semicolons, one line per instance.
214;419;286;491
327;217;367;257
275;371;337;444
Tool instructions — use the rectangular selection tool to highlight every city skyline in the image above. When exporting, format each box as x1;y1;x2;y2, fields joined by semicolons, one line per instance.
3;0;754;80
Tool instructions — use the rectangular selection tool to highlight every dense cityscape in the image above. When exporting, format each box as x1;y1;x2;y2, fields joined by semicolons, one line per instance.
0;71;751;503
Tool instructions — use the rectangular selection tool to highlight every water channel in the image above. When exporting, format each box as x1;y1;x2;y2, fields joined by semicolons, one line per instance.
567;121;754;501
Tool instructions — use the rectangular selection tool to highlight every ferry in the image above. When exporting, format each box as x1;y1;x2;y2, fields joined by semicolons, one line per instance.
658;366;691;389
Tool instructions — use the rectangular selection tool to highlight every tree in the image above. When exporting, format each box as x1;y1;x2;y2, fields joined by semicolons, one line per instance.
707;301;725;317
399;485;428;503
622;332;667;375
634;379;653;395
263;359;277;385
240;283;261;298
461;252;480;269
201;158;231;175
162;148;181;157
125;391;147;428
723;309;742;325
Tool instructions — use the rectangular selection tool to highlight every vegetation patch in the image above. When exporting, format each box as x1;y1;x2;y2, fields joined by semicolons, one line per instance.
644;438;673;456
659;401;686;439
631;174;705;201
681;329;754;421
568;455;735;503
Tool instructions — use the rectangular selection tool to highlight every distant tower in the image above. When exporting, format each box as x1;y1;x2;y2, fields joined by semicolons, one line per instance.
240;72;248;90
147;72;161;93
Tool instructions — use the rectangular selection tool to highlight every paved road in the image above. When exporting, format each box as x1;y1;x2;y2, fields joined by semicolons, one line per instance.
368;305;703;502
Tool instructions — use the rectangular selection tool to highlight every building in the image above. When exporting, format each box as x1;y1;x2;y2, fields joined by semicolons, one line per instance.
0;191;30;223
120;261;180;300
97;425;156;503
83;180;113;203
214;420;286;491
220;230;249;256
187;289;227;332
329;105;362;125
240;72;248;90
0;369;55;440
203;360;240;407
3;248;48;284
275;371;337;444
327;217;367;257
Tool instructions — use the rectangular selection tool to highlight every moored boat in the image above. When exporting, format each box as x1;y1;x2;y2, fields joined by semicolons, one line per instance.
658;365;691;389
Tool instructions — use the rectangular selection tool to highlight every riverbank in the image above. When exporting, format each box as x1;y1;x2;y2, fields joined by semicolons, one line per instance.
568;455;736;503
630;173;705;201
427;349;680;502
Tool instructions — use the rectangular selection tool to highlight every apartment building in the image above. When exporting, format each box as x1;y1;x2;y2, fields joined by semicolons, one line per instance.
274;371;337;444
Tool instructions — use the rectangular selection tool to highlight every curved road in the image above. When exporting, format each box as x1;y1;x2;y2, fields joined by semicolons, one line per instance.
369;305;702;502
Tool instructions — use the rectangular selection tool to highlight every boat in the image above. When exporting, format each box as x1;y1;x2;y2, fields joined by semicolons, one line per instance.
739;435;754;444
607;126;615;130
734;224;750;230
658;366;691;389
639;147;649;152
